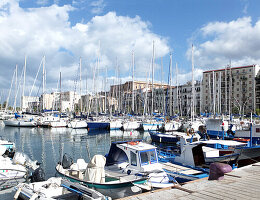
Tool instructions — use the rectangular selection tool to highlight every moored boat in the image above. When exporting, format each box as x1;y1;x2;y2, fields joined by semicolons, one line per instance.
14;177;110;200
56;154;147;199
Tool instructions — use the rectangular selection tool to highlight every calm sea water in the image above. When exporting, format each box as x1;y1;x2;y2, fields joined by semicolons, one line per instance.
0;121;151;199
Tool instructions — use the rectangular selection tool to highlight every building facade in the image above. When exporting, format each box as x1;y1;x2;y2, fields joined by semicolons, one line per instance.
202;64;260;115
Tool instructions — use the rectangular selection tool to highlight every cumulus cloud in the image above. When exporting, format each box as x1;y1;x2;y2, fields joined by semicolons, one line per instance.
90;0;105;14
36;0;49;6
187;17;260;70
0;1;169;104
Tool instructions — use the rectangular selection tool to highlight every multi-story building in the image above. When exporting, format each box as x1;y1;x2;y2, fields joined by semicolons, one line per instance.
110;81;169;114
202;64;260;115
21;96;40;112
22;91;81;113
255;70;260;113
171;81;201;117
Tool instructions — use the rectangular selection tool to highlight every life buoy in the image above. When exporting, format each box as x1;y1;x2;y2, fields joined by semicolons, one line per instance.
127;141;139;145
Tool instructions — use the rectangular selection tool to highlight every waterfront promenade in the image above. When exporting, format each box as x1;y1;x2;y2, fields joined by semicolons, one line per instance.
121;162;260;200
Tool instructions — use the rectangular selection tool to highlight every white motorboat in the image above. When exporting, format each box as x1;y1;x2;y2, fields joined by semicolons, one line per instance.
0;147;38;181
105;141;175;188
14;177;110;200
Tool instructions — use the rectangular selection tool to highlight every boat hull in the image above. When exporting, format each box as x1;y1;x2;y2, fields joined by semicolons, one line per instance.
149;131;179;143
87;122;110;130
55;166;146;199
3;120;36;127
234;145;260;166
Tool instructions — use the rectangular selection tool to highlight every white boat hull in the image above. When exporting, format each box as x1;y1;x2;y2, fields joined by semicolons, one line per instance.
3;120;36;127
122;121;140;131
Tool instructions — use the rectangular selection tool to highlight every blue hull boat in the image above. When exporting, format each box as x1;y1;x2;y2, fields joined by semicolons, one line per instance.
87;121;110;130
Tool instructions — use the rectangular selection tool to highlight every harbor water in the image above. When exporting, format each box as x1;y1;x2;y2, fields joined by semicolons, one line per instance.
0;121;151;199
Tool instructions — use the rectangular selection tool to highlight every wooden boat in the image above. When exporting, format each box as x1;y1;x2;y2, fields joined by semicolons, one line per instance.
56;154;147;199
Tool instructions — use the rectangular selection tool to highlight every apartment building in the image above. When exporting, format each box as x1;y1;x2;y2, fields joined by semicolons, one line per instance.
202;64;260;115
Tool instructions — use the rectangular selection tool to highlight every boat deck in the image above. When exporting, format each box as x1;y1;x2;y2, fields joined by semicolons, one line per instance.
162;162;205;176
120;162;260;200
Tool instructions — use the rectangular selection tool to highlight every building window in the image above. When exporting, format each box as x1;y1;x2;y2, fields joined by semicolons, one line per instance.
237;94;239;97
249;93;252;97
249;81;252;84
249;75;252;78
237;88;239;91
256;128;260;133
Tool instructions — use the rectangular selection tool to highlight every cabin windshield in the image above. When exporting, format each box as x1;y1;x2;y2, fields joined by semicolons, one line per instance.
139;149;158;165
130;151;137;166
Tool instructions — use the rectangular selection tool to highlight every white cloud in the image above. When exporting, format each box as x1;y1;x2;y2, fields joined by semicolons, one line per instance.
90;0;105;14
188;17;260;70
0;1;169;105
36;0;49;6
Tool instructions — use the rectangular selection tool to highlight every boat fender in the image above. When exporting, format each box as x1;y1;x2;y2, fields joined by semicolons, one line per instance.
127;170;131;175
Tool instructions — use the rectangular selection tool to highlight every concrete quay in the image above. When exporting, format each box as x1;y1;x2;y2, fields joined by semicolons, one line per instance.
121;162;260;200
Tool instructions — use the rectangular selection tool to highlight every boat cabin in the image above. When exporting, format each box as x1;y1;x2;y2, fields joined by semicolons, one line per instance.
105;141;162;173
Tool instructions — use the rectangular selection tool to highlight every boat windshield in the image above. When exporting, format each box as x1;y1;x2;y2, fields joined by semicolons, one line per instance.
139;149;158;165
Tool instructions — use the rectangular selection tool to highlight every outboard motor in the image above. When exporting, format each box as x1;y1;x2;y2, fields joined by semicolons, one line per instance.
62;153;73;169
31;167;45;183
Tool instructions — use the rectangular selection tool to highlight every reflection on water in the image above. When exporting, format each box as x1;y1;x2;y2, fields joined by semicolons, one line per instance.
0;122;151;199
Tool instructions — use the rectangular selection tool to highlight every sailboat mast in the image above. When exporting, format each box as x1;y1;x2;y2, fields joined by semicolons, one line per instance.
22;56;26;112
191;44;195;121
80;57;82;113
151;41;155;115
60;71;61;112
176;63;179;114
42;56;45;111
132;51;135;114
169;53;172;116
14;64;18;112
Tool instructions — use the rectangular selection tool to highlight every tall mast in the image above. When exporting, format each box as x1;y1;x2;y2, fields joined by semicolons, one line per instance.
151;41;155;115
80;57;82;113
225;66;227;114
229;60;232;116
14;64;18;112
161;57;163;114
132;51;135;113
105;66;107;114
169;53;172;116
22;56;26;111
176;63;179;114
191;44;195;121
42;55;45;111
60;70;61;112
213;70;215;115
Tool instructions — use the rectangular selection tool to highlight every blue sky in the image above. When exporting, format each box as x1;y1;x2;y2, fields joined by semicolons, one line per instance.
1;0;260;105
